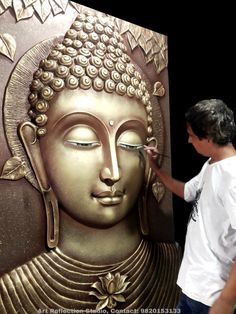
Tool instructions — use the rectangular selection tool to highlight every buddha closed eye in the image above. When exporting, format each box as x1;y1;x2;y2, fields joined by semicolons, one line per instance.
117;130;144;151
64;126;101;149
64;126;145;151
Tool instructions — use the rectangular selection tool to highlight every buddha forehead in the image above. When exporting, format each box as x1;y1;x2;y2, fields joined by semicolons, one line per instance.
46;88;148;130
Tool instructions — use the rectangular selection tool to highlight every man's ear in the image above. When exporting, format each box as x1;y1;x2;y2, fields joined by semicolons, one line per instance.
18;122;49;191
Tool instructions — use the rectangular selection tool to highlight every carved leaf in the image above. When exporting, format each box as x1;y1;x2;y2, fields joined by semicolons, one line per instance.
127;32;138;50
22;0;37;8
96;299;109;311
152;181;165;203
13;0;34;21
90;282;104;295
0;5;4;15
69;0;81;13
33;0;51;22
143;38;152;55
0;33;16;61
113;294;125;302
0;0;12;9
0;157;26;180
153;81;165;97
152;42;161;55
49;0;63;15
116;19;129;35
138;35;146;52
142;28;153;42
129;23;141;42
52;0;68;12
89;290;107;300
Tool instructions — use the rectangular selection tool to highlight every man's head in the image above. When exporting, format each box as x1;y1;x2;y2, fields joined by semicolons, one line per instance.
185;99;236;146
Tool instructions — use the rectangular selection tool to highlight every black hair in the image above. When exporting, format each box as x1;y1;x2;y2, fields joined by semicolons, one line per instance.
185;99;236;145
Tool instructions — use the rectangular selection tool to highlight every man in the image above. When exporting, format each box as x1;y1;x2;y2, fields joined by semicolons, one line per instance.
146;99;236;314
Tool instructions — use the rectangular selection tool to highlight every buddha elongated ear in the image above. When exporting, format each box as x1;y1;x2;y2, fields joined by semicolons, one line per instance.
139;136;164;235
146;136;166;204
145;136;158;181
18;121;59;248
139;137;158;235
18;121;49;190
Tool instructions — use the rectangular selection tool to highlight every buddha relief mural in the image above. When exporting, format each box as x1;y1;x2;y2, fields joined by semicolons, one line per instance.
0;1;180;312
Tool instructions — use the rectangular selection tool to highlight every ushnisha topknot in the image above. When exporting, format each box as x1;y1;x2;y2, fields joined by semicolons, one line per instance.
28;11;153;137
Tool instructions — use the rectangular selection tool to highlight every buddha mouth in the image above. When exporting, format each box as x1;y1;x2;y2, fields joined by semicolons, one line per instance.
92;190;124;205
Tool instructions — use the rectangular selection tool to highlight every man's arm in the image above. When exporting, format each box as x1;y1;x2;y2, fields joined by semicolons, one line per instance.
210;259;236;314
145;147;185;199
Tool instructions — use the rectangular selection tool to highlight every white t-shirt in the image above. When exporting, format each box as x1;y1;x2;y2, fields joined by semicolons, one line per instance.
177;155;236;306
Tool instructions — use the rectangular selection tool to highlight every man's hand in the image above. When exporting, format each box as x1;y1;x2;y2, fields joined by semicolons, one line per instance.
144;146;160;174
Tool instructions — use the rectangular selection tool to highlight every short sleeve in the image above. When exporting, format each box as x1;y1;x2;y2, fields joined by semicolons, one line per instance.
184;161;209;203
184;174;201;202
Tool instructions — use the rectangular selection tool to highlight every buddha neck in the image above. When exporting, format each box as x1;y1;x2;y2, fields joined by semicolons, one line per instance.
58;207;141;265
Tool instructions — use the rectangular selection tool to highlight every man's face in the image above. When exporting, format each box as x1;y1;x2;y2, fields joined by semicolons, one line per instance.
187;124;211;157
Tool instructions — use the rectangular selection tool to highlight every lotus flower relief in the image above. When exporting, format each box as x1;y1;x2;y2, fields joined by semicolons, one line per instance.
89;272;131;311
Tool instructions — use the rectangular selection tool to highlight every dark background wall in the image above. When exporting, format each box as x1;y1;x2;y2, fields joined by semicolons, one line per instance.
76;1;235;249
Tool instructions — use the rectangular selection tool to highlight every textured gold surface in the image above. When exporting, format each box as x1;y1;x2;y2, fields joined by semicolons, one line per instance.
0;3;177;311
0;241;180;312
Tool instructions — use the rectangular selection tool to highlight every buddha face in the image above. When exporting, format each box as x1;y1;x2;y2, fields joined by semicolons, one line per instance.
39;88;148;228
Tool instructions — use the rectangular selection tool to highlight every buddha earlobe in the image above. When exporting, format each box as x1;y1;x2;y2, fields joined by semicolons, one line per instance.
138;137;157;236
138;135;166;235
146;136;166;204
18;122;59;248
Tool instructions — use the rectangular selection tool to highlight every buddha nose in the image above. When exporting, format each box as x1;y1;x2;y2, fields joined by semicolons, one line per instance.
100;144;120;186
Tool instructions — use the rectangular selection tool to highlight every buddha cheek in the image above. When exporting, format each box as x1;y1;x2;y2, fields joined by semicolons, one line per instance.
120;157;144;206
44;160;102;224
41;143;101;206
126;173;143;205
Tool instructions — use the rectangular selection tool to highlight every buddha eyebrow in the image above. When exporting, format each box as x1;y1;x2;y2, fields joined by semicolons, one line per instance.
51;112;104;129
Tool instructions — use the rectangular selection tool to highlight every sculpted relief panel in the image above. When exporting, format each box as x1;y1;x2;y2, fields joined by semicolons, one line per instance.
0;1;180;311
